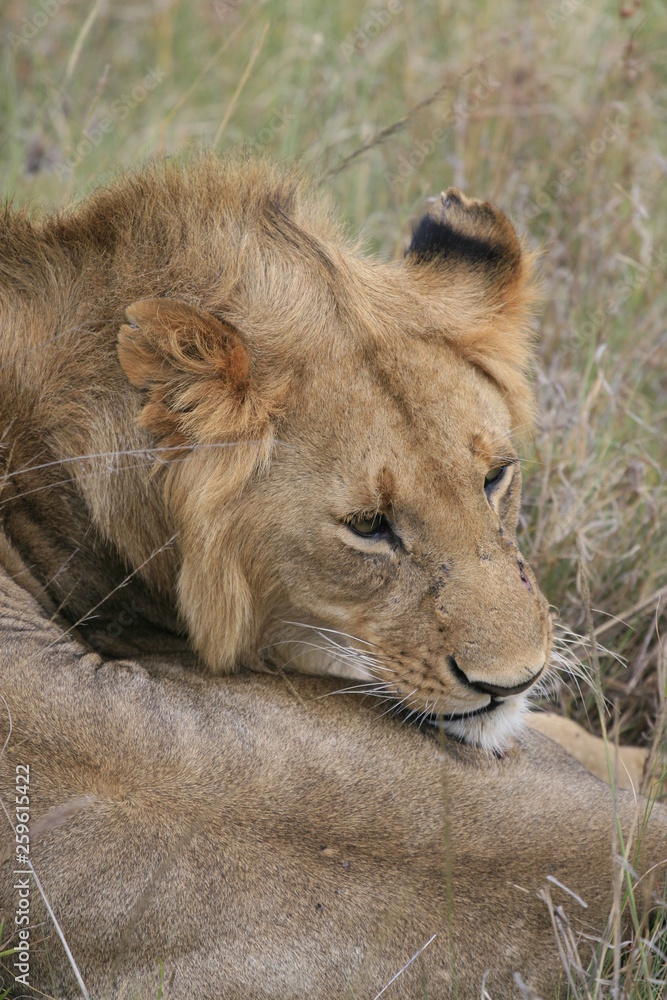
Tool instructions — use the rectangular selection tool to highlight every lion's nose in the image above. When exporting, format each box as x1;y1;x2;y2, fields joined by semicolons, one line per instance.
448;656;544;698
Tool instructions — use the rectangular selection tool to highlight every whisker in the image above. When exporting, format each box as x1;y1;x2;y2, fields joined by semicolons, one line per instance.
0;441;284;486
280;620;381;650
262;637;394;684
379;688;418;719
263;637;387;672
274;622;396;675
315;684;392;700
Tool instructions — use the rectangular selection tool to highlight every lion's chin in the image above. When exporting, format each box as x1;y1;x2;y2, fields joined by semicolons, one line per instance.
274;639;530;751
437;693;529;752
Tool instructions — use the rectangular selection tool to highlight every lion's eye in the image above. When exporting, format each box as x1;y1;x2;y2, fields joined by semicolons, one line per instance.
347;513;391;538
484;466;507;493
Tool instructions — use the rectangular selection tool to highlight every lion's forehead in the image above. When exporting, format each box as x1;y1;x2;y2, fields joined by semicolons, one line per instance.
296;338;514;469
284;389;514;527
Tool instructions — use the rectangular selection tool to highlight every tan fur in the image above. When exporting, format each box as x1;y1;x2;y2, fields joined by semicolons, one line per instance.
0;552;665;999
0;155;551;749
527;712;651;792
404;187;540;432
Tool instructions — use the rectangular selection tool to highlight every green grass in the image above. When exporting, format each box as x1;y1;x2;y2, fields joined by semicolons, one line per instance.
2;0;666;995
0;920;17;998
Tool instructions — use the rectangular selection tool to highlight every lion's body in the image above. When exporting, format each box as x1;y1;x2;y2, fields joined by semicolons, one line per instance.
0;552;665;999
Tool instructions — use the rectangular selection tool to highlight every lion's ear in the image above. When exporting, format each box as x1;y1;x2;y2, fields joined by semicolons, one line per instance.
404;187;531;305
118;298;257;452
405;189;539;434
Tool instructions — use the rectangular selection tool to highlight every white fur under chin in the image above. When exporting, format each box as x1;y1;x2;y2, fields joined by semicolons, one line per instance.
440;693;529;752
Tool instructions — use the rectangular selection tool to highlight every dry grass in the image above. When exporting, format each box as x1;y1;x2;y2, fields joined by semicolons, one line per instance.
1;0;666;995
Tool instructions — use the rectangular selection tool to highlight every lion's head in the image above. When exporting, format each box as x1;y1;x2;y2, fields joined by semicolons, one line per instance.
107;160;552;750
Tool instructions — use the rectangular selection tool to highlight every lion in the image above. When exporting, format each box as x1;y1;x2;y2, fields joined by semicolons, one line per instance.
0;558;665;999
0;155;552;750
0;157;665;998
